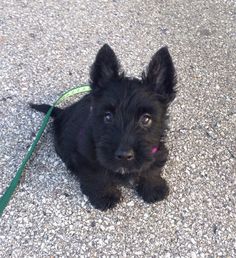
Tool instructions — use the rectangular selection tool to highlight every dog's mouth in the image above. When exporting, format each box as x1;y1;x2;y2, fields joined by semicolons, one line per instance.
115;167;130;175
98;154;153;174
105;158;153;175
114;164;145;175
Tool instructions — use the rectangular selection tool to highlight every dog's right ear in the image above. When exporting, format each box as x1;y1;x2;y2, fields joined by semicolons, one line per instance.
90;44;120;91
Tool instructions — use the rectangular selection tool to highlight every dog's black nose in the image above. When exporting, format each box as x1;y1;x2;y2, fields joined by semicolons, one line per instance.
115;149;134;161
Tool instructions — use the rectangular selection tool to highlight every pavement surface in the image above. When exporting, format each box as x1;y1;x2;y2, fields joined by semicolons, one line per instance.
0;0;235;257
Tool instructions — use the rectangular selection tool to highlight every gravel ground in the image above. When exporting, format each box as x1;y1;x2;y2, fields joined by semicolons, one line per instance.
0;0;235;257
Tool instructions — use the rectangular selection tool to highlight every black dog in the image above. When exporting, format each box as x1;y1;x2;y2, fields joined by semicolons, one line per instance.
31;44;176;211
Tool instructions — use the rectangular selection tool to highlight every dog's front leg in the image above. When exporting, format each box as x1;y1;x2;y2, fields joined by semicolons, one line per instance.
79;169;121;211
136;168;169;203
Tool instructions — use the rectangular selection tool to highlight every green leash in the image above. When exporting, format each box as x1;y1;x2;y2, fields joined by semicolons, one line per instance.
0;84;91;217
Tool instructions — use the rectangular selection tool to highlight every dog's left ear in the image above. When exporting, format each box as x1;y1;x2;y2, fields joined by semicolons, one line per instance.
90;44;120;91
143;46;177;103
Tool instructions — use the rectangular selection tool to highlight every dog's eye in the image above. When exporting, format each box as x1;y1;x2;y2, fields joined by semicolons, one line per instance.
104;111;113;124
140;113;152;128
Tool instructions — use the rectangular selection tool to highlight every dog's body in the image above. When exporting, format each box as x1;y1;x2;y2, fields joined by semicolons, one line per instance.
31;44;176;210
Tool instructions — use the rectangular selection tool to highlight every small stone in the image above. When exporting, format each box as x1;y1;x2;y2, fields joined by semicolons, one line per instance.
165;253;171;258
127;201;134;207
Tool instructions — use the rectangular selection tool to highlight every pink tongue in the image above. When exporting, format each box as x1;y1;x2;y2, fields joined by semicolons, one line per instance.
151;146;158;154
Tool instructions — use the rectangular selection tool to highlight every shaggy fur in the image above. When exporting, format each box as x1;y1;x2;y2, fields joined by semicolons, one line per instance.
31;44;177;211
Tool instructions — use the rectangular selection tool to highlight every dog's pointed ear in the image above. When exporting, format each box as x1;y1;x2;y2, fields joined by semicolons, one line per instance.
143;46;177;103
90;44;120;91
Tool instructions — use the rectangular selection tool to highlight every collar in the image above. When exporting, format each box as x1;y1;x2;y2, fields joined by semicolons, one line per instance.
151;146;159;154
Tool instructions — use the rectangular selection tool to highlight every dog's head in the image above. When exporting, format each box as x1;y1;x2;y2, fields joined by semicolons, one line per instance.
89;44;176;174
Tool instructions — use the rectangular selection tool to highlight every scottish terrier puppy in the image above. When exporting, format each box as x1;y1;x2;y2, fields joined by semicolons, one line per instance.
31;44;176;211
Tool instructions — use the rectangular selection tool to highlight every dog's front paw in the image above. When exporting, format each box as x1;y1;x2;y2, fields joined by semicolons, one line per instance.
89;189;121;211
137;177;169;203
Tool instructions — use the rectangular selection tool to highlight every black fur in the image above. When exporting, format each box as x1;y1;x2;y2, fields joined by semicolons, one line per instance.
31;44;177;211
29;103;62;117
